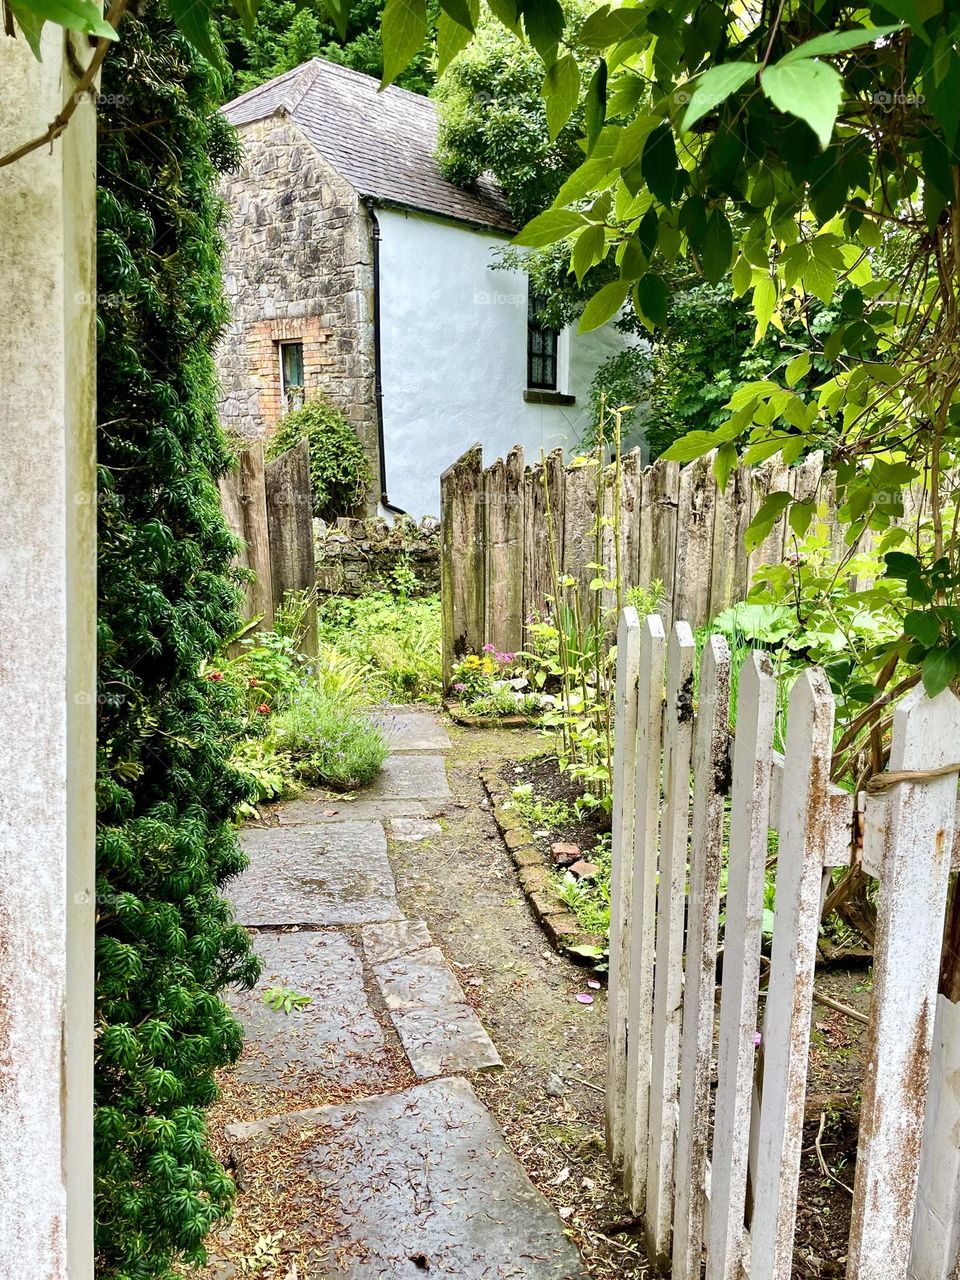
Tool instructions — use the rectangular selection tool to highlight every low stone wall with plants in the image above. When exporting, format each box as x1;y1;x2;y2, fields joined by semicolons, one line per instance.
315;515;441;598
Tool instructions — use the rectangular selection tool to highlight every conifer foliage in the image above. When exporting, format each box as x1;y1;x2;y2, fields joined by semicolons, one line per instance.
95;7;260;1275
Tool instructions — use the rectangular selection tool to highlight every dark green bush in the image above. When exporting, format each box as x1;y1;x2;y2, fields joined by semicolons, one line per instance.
267;397;372;520
96;7;260;1275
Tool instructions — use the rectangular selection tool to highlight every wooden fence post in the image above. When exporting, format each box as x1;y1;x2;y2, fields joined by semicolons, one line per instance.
673;633;732;1280
911;992;960;1279
484;446;524;656
606;607;642;1169
707;652;778;1280
847;687;960;1279
644;622;696;1263
440;444;484;686
264;439;317;655
239;442;274;629
623;614;666;1212
673;453;717;628
751;669;836;1280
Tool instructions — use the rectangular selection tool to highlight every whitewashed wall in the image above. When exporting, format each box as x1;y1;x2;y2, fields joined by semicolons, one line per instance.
377;207;639;519
0;23;96;1280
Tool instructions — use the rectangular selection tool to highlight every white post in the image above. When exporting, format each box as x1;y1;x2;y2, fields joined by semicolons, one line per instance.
707;652;777;1280
847;687;960;1279
606;607;642;1168
910;993;960;1279
0;25;97;1279
673;634;732;1280
623;614;666;1211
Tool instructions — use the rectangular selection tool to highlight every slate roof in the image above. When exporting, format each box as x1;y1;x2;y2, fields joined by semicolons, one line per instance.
223;59;516;233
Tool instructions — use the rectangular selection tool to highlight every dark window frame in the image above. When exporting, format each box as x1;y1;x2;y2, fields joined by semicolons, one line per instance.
527;291;559;392
278;340;305;409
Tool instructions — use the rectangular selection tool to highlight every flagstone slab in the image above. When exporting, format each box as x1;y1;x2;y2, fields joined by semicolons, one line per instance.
229;822;401;927
367;710;452;752
362;917;434;965
388;816;443;842
372;945;502;1078
278;796;445;824
228;931;387;1087
224;1077;589;1280
364;753;451;801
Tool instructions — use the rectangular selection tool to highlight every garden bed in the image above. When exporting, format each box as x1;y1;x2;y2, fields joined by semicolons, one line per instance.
481;755;610;966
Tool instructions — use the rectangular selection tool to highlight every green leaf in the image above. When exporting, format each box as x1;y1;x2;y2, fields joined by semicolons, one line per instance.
521;0;564;60
572;223;605;282
381;0;428;87
745;491;793;552
905;610;942;647
553;156;613;206
167;0;219;60
634;272;670;329
761;59;843;148
785;352;812;386
543;54;580;140
731;254;752;297
440;0;476;29
584;60;607;153
778;24;901;65
752;274;777;337
230;0;260;33
702;208;733;284
713;442;738;491
578;279;631;332
578;4;648;48
485;0;521;34
6;0;44;55
922;646;959;697
641;122;680;205
438;7;474;72
681;61;758;130
512;209;586;246
15;0;116;41
788;499;814;538
884;551;922;579
323;0;350;37
662;430;719;463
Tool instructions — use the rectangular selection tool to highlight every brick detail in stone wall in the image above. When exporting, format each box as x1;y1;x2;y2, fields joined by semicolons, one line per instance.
315;516;440;598
246;315;334;433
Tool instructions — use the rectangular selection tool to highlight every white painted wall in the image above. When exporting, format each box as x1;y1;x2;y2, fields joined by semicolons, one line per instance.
0;25;96;1280
377;206;639;519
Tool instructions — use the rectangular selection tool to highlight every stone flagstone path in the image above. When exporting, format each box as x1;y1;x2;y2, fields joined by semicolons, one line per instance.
223;708;588;1280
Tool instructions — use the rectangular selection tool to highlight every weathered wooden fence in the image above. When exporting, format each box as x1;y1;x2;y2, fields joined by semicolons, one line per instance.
607;607;960;1280
218;437;318;653
440;443;829;684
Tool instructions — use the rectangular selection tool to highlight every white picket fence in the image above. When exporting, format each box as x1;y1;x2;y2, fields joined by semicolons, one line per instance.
606;608;960;1280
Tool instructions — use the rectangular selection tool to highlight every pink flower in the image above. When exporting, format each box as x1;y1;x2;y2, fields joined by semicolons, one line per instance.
482;643;496;653
206;670;223;682
256;703;271;715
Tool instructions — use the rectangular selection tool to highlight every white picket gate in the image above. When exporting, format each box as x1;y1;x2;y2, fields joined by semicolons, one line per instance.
606;608;960;1280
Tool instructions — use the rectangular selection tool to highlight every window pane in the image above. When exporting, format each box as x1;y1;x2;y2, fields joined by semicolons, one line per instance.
531;356;543;385
281;342;304;390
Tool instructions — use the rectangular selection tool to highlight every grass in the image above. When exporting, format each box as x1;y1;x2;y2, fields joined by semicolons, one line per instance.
270;687;387;790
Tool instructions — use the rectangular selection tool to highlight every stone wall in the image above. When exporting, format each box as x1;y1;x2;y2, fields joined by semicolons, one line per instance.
216;114;379;509
315;516;441;598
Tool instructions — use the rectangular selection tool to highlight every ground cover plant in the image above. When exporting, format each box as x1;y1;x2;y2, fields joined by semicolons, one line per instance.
449;645;544;720
267;396;372;521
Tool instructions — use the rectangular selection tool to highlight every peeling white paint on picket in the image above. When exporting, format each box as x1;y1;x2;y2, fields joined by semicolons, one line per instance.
672;635;731;1280
644;624;696;1261
605;611;960;1280
606;606;641;1170
622;614;666;1211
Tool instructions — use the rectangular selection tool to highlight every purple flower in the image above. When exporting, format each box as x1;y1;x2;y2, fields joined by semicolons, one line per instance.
482;643;496;653
496;651;515;664
453;682;467;692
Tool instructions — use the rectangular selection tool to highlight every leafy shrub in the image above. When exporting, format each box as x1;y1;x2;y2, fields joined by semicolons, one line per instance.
318;590;442;703
270;688;388;789
95;16;260;1276
267;397;372;520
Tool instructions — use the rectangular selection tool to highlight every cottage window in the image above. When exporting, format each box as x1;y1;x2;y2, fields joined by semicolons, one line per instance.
527;291;558;391
279;341;305;410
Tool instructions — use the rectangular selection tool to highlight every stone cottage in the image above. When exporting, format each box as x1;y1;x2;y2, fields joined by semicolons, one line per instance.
217;57;638;519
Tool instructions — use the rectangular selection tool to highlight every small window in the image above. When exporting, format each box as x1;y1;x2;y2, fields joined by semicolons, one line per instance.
527;291;559;391
279;341;305;409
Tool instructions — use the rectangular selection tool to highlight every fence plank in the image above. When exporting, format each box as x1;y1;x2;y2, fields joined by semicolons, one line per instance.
606;607;642;1170
562;459;600;627
644;622;697;1264
523;449;565;640
440;443;484;684
707;652;778;1280
649;460;681;627
747;457;790;585
847;687;960;1280
623;614;667;1212
621;448;643;595
264;439;317;655
673;634;732;1280
750;669;835;1279
674;453;717;629
910;994;960;1279
709;465;751;621
484;446;525;656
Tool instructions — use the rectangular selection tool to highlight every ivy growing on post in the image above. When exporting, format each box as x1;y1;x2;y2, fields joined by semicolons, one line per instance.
95;7;260;1275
